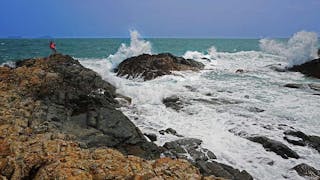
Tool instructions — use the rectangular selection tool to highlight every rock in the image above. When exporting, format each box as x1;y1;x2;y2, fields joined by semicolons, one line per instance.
116;53;205;80
0;54;218;179
159;128;183;137
235;69;244;73
309;83;320;91
6;54;161;160
248;107;265;113
163;138;216;163
284;83;304;89
162;96;184;111
196;161;253;180
288;58;320;79
248;136;300;159
144;133;157;142
284;130;320;153
293;163;320;179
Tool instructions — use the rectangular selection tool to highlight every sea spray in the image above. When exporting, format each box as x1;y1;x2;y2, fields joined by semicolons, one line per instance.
108;30;152;68
260;31;318;67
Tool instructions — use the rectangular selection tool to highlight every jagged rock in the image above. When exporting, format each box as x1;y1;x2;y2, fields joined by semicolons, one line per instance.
3;54;160;160
284;130;320;153
116;53;205;80
293;163;320;179
235;69;244;73
248;136;300;159
248;107;265;113
288;58;320;79
309;84;320;91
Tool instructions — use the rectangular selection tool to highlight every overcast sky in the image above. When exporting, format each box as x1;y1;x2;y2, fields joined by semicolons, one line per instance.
0;0;319;38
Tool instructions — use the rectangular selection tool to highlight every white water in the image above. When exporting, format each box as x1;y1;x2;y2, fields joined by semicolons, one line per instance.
260;31;318;67
80;31;320;180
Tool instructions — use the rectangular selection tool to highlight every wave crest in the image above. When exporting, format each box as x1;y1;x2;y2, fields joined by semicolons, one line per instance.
108;30;152;68
259;31;318;67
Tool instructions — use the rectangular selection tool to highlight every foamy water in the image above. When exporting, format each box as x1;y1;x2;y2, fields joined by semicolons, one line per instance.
79;31;320;180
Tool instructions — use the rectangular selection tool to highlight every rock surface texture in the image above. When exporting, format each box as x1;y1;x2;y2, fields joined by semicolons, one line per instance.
288;58;320;79
0;54;218;179
116;53;205;80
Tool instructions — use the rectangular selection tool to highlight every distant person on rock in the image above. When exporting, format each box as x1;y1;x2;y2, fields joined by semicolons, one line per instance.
49;41;57;54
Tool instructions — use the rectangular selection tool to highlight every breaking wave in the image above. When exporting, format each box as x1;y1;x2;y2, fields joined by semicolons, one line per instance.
260;31;318;67
107;30;152;68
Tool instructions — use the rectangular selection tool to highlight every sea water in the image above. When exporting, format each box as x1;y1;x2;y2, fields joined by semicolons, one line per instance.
1;31;320;180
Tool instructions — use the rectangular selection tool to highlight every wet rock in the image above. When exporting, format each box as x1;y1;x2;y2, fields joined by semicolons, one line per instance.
235;69;244;73
196;161;253;180
193;98;242;106
266;63;286;72
293;163;320;179
144;133;157;142
309;83;320;92
159;128;183;137
162;138;216;162
284;130;320;153
116;53;205;81
288;58;320;79
248;136;300;159
162;96;184;111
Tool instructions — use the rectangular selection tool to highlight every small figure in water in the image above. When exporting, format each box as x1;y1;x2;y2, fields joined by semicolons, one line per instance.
49;41;57;54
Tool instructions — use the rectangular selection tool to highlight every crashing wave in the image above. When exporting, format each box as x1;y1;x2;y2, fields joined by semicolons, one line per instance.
259;31;318;67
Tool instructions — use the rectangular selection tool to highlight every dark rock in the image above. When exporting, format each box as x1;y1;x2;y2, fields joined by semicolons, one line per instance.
309;84;320;92
196;161;253;180
193;98;242;106
267;64;286;72
159;128;183;137
284;83;304;89
248;136;300;159
116;53;204;81
144;133;157;142
16;54;160;160
288;58;320;79
235;69;244;73
248;107;265;113
162;96;184;111
162;138;216;163
293;163;320;179
284;130;320;153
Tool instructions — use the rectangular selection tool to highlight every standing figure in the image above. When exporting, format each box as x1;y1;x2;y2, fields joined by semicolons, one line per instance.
49;41;57;54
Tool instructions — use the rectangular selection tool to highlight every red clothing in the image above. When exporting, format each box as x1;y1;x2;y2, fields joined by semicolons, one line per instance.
50;42;56;49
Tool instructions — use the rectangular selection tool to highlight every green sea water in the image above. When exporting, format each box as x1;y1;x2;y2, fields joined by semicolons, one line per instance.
0;38;263;63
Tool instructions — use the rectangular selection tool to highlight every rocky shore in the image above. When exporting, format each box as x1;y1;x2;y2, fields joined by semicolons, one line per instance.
0;54;212;179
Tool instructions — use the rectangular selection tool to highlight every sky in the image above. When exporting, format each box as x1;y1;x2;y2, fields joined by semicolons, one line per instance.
0;0;319;38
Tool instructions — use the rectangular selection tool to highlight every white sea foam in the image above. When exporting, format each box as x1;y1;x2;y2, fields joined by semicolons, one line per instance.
260;31;318;67
107;30;152;68
79;31;320;180
0;61;15;68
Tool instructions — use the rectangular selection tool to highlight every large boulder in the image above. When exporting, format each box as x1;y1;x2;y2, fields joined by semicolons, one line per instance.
288;58;320;79
13;54;160;160
284;130;320;153
116;53;205;80
248;136;300;159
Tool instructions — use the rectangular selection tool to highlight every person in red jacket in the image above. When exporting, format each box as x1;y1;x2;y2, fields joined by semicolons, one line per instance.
49;41;57;54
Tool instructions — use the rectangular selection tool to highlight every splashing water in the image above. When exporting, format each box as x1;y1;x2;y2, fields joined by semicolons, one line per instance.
107;30;152;68
260;31;318;67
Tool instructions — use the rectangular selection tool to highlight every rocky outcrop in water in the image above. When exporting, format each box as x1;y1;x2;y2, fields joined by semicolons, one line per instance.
162;138;253;180
116;53;205;80
288;58;320;79
284;130;320;153
248;136;300;159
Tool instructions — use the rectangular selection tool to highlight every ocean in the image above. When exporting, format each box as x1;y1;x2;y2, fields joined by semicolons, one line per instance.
1;31;320;179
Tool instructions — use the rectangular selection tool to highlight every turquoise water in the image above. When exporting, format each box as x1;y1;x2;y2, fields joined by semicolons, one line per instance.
0;38;262;62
